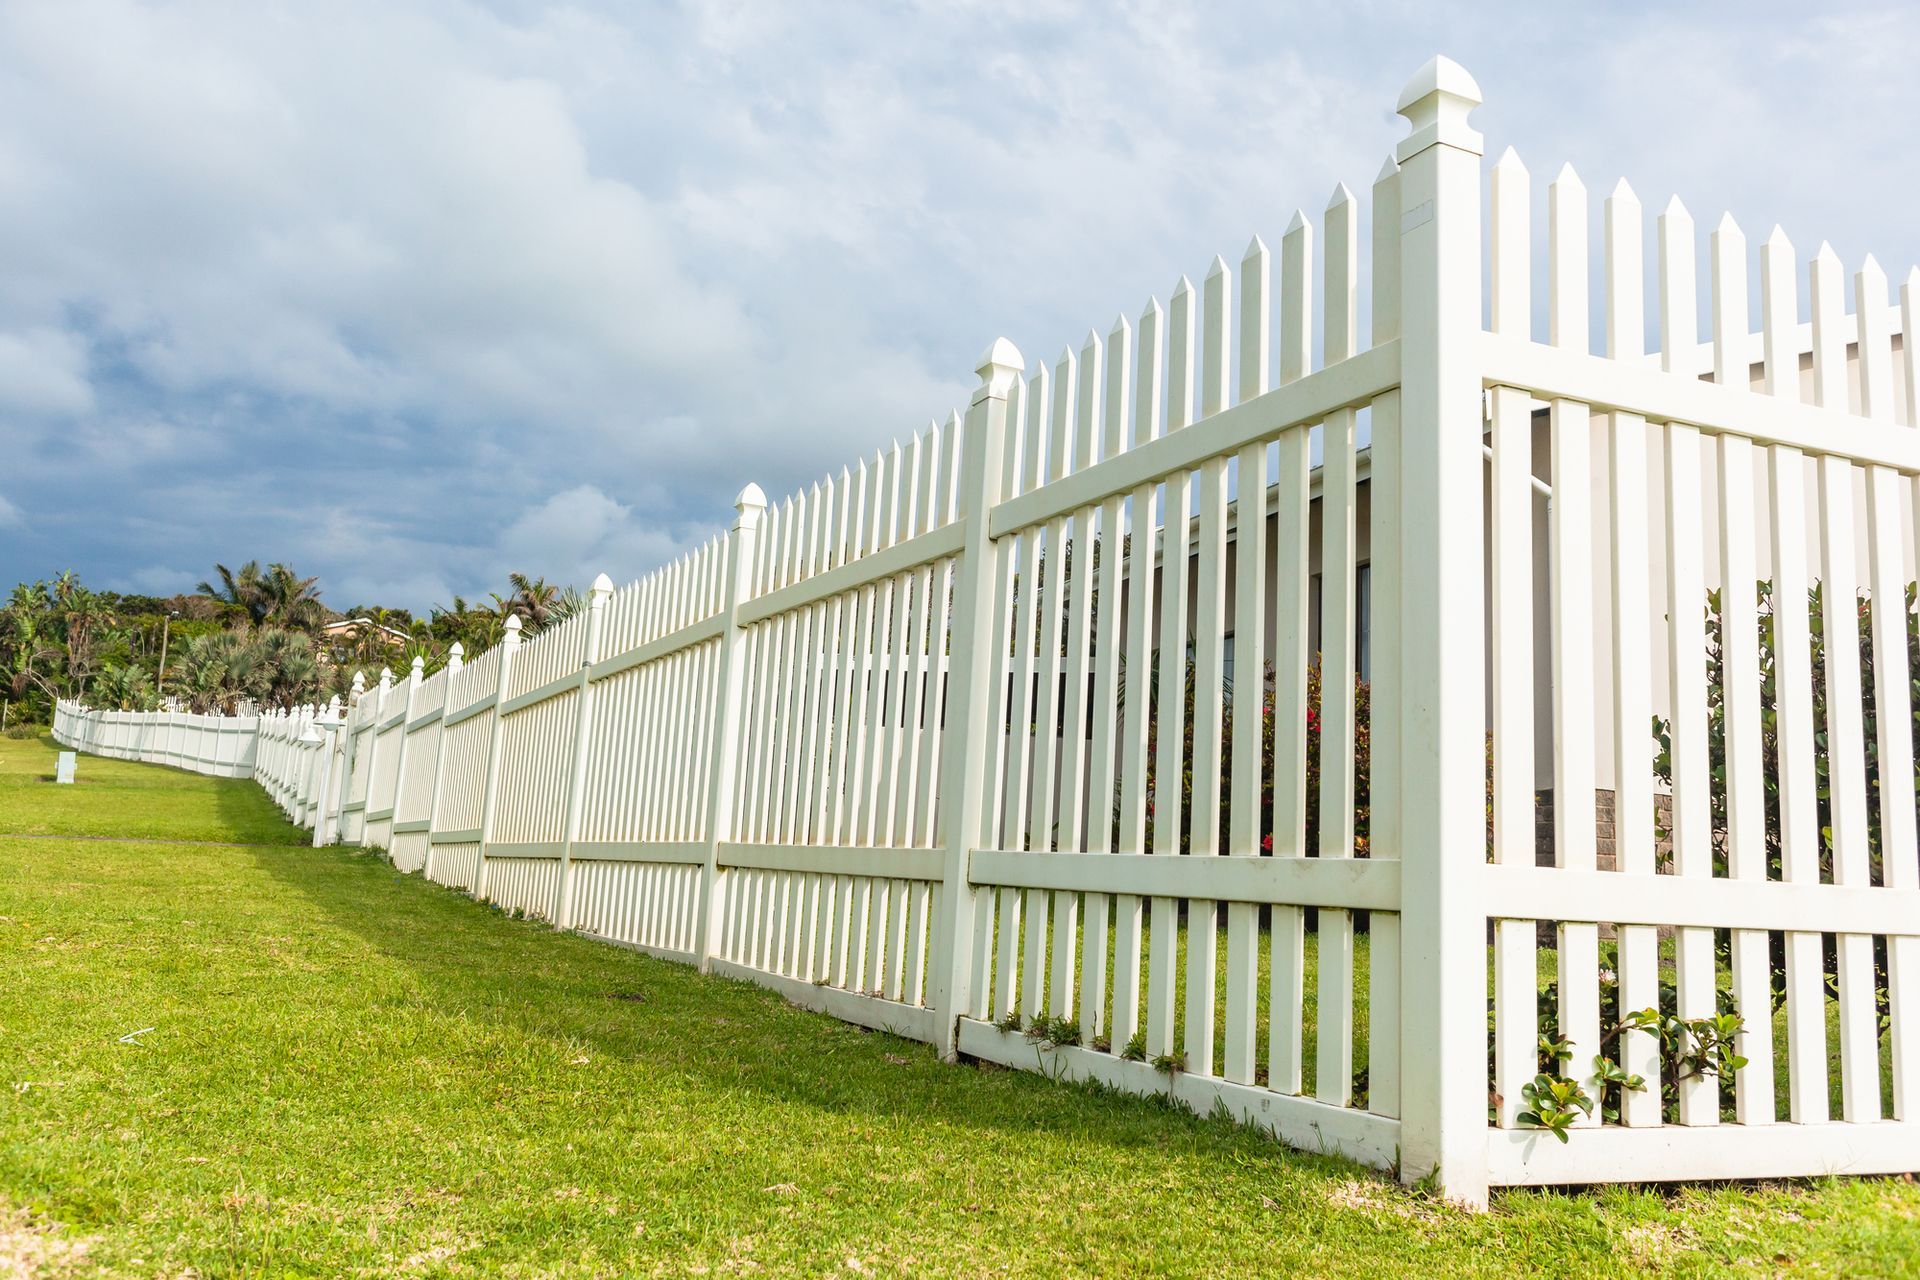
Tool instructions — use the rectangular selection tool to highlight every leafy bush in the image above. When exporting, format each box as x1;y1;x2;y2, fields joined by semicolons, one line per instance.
1656;579;1920;886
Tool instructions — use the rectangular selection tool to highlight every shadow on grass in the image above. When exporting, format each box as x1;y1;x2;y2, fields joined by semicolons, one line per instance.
245;839;1372;1172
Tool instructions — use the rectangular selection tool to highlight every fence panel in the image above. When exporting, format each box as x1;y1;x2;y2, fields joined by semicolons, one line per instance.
1478;141;1920;1186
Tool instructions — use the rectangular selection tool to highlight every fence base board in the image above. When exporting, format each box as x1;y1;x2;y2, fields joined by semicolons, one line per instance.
1490;1121;1920;1186
710;958;937;1043
577;931;697;968
955;1018;1402;1172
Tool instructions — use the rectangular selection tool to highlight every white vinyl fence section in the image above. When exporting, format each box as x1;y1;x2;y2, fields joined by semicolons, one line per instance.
54;701;262;778
52;59;1920;1205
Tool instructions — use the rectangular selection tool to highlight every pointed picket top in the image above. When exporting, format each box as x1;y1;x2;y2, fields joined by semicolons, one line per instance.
1755;224;1798;401
1027;354;1051;396
1083;327;1104;357
1602;179;1644;357
1374;154;1399;184
1548;164;1588;353
1109;310;1132;346
1327;181;1355;212
1172;273;1195;301
1139;295;1163;326
1279;212;1313;386
1709;213;1749;387
1809;242;1847;409
1857;254;1893;420
1206;253;1229;281
1241;232;1274;398
1657;196;1699;373
1489;148;1528;340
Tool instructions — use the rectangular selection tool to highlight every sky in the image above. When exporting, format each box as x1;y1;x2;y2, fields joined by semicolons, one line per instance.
2;0;1914;613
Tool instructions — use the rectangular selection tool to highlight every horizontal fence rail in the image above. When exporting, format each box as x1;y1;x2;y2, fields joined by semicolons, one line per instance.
50;57;1920;1206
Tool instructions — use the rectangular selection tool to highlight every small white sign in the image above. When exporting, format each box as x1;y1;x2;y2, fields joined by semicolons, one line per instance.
55;751;76;785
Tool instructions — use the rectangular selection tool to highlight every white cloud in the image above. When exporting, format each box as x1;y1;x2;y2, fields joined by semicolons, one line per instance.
0;494;24;529
0;328;91;415
0;1;1915;608
494;486;691;593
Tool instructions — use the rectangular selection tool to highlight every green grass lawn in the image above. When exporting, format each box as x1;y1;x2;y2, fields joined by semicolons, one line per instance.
2;733;1917;1277
0;738;306;846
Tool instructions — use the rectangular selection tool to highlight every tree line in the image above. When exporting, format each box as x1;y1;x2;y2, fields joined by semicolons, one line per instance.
2;563;582;724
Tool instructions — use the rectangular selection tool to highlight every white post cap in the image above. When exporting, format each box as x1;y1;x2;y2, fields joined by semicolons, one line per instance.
1395;55;1483;162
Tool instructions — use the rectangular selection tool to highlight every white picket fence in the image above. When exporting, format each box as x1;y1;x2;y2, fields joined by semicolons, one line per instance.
53;58;1920;1204
52;703;262;778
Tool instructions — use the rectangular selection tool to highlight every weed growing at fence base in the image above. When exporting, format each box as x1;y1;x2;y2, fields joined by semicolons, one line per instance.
2;736;1916;1277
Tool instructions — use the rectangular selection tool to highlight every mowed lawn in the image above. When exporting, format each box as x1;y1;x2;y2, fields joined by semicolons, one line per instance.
1;736;1916;1277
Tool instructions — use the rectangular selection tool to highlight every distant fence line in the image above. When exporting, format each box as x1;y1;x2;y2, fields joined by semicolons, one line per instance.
56;57;1920;1204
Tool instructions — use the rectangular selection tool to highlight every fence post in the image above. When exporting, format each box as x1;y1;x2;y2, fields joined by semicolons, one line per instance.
384;656;425;855
358;667;393;848
927;338;1020;1061
554;575;615;930
315;696;347;847
421;642;463;884
692;484;769;972
473;615;523;903
1390;56;1490;1205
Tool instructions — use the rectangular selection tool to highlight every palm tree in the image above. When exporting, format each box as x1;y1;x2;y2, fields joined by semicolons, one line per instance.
1;583;59;709
506;573;562;631
198;560;265;623
256;563;325;630
195;561;325;630
56;587;115;697
547;585;587;625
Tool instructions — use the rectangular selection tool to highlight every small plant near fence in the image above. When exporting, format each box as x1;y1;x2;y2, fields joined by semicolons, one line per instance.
1511;965;1746;1143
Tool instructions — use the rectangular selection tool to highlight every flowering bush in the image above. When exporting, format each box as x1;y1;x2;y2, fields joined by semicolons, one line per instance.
1140;649;1369;857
